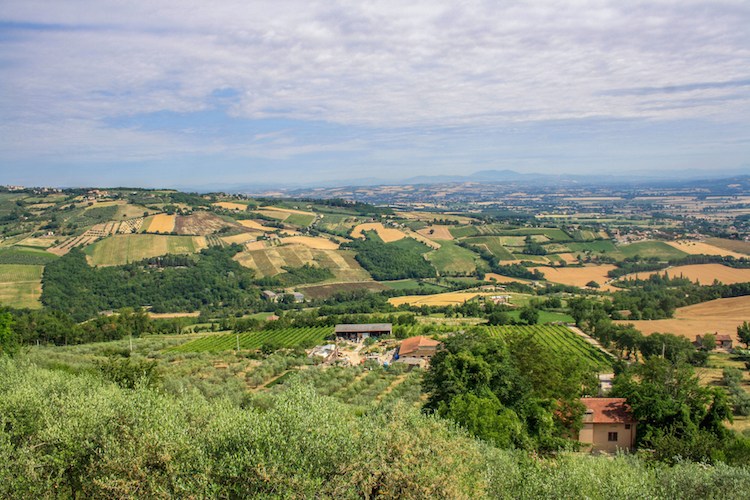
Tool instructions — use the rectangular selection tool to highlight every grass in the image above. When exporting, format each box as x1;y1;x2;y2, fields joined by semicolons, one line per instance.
425;240;479;275
285;213;316;227
616;241;688;260
0;281;43;309
0;247;57;265
567;240;618;253
0;264;44;282
706;238;750;255
448;225;480;238
381;279;446;291
387;237;432;254
84;234;206;266
463;236;515;260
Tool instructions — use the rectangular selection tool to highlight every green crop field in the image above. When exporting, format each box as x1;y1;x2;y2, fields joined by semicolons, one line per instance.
167;326;334;353
381;279;446;291
463;236;515;260
388;237;432;254
567;241;618;253
425;240;479;275
486;324;612;371
0;264;44;282
448;225;479;238
285;213;316;227
0;281;43;309
0;247;57;265
616;241;688;261
84;234;206;266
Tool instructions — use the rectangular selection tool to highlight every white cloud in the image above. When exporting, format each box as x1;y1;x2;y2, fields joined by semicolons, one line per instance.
0;0;748;177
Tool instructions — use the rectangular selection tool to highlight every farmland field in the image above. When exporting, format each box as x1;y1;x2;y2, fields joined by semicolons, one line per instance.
299;281;391;299
0;281;42;309
381;279;446;292
542;265;618;289
0;247;57;265
658;263;750;285
486;324;613;371
448;225;480;238
279;236;339;249
389;291;486;307
147;213;175;233
425;240;478;275
167;326;334;352
351;223;406;242
285;213;316;227
566;241;618;254
0;264;44;282
387;237;432;254
175;212;248;236
213;202;248;211
706;237;750;255
666;240;747;259
463;236;515;260
416;225;453;240
234;245;370;281
615;241;688;260
84;234;208;266
617;296;750;343
238;219;270;231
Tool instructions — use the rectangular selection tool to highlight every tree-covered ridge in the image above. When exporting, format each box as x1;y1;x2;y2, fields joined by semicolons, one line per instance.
342;238;437;280
41;245;257;321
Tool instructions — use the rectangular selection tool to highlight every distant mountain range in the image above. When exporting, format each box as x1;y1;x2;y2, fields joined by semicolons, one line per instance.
169;165;750;194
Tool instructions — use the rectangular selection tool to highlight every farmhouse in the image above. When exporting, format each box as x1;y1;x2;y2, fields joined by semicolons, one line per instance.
577;398;638;453
696;333;733;349
292;292;305;303
335;323;392;341
487;295;512;305
397;335;441;360
262;290;278;301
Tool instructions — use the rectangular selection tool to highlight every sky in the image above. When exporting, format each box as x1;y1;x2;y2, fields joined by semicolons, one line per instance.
0;0;749;189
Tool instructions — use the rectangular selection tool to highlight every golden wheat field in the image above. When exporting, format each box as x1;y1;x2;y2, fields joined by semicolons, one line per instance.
541;265;619;288
220;233;259;245
389;291;487;307
213;202;248;211
279;236;339;249
617;296;750;342
665;241;747;259
661;264;750;285
351;223;407;242
416;225;454;240
238;220;269;231
147;214;175;233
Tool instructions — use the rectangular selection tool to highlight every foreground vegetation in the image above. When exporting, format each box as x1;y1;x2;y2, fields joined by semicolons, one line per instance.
2;357;750;500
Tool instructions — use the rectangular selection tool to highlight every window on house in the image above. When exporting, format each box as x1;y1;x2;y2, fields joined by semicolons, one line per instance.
625;424;631;429
608;432;618;442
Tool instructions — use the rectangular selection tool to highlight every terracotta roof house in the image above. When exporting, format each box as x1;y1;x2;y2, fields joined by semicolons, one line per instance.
577;398;638;453
397;335;441;360
716;334;733;349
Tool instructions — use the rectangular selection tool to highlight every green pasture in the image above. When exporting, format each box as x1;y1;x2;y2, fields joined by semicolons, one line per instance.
285;213;316;227
381;279;446;291
0;264;44;282
448;225;480;238
84;234;204;266
615;241;688;261
0;281;42;309
425;240;479;275
463;236;515;260
0;247;57;265
387;237;433;254
567;241;618;253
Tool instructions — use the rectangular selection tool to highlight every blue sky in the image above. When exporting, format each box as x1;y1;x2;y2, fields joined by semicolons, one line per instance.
0;1;748;189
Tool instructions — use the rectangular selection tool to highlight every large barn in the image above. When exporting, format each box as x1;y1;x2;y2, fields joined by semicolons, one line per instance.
334;323;392;341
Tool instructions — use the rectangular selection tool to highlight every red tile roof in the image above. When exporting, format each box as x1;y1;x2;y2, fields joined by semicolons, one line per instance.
399;335;441;356
715;334;732;342
581;398;637;424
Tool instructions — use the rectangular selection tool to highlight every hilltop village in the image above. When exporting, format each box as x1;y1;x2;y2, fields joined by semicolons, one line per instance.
2;178;750;498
